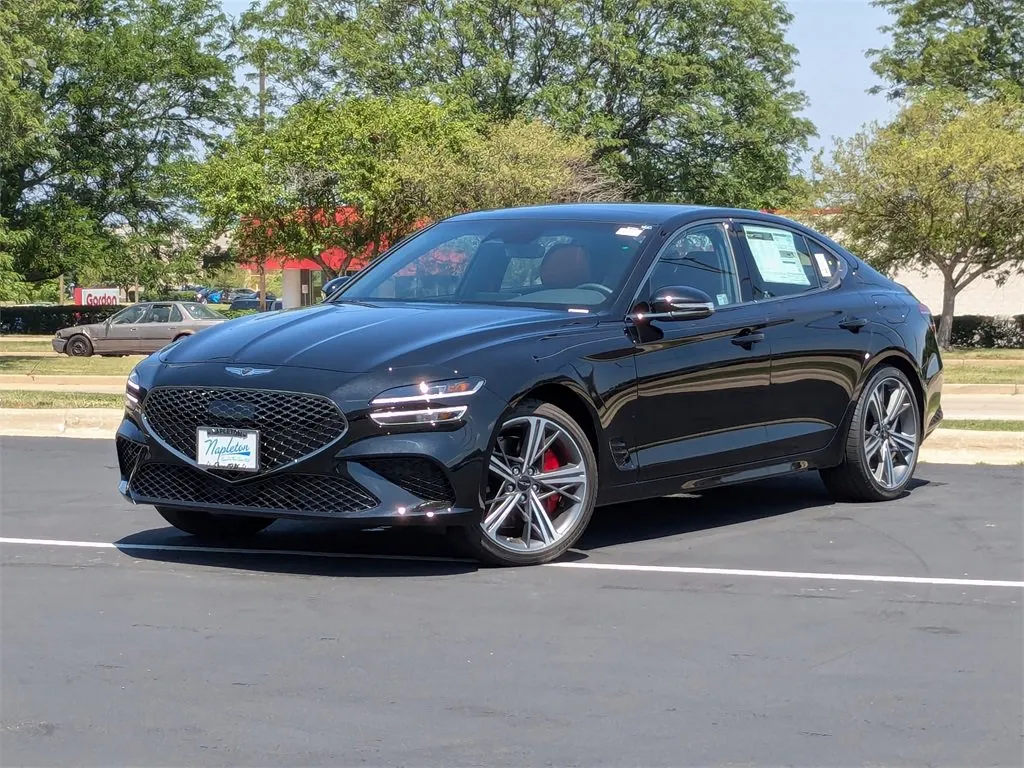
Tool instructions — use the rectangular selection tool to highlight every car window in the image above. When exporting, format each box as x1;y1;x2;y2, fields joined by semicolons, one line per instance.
168;305;183;322
646;223;742;307
738;223;820;299
371;237;477;300
339;220;656;309
145;305;173;323
803;238;841;284
181;302;224;320
111;305;148;325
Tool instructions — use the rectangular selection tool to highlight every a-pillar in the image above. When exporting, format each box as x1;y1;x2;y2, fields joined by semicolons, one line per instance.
282;269;302;309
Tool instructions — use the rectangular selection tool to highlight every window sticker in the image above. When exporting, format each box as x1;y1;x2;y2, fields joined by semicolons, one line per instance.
716;293;729;306
615;225;651;238
743;225;811;286
813;252;832;278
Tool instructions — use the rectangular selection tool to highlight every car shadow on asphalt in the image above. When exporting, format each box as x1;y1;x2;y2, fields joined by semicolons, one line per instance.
114;473;931;578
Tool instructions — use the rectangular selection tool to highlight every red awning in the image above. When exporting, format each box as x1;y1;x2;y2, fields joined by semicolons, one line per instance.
241;248;372;273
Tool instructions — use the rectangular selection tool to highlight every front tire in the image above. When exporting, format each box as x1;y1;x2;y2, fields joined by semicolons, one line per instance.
156;507;273;539
66;335;93;357
452;400;598;566
820;365;921;502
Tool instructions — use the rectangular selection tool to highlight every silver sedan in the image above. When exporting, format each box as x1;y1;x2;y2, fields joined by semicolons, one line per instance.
52;301;226;357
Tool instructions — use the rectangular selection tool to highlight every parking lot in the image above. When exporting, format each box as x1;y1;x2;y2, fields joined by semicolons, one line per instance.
1;436;1021;767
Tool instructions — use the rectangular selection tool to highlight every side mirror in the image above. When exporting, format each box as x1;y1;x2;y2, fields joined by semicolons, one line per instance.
647;285;715;320
322;275;350;297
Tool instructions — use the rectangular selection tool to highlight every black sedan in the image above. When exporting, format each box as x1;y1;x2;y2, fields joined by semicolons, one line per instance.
116;204;944;566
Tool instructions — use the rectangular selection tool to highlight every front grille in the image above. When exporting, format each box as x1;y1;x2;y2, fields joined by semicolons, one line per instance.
116;436;147;476
129;463;378;515
142;387;347;473
359;457;456;504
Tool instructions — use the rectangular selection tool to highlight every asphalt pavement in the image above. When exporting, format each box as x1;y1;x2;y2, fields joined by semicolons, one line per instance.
1;437;1022;767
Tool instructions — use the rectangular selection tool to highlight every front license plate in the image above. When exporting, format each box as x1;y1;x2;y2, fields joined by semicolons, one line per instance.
197;427;259;472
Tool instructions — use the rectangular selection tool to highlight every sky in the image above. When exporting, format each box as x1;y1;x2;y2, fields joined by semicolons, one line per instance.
219;0;899;165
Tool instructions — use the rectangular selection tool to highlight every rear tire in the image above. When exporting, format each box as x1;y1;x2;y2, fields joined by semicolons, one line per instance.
66;335;93;357
820;365;921;502
156;507;273;539
450;400;597;566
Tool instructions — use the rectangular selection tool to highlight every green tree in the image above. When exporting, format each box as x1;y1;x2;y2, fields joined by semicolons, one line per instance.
868;0;1024;100
0;0;242;284
812;93;1024;348
191;94;623;278
239;0;814;207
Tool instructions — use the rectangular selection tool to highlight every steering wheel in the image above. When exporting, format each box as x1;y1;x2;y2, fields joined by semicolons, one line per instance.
575;283;613;296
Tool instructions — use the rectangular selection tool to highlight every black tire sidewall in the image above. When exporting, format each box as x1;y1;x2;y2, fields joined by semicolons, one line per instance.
67;335;92;356
453;399;598;567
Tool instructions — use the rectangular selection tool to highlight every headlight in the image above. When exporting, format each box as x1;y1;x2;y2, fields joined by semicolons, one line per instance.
125;369;141;409
370;377;484;405
369;377;483;426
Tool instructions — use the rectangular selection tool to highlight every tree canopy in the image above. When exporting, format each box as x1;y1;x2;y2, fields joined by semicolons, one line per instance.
812;93;1024;348
191;94;624;277
0;0;242;285
868;0;1024;100
239;0;815;208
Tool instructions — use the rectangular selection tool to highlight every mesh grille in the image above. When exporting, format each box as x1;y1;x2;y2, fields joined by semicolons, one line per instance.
116;436;147;475
142;387;347;473
359;457;456;504
129;463;378;515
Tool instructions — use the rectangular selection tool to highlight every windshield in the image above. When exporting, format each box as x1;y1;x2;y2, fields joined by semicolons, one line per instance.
182;302;225;320
332;219;655;310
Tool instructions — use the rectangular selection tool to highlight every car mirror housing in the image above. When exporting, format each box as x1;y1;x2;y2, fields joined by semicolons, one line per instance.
647;286;715;320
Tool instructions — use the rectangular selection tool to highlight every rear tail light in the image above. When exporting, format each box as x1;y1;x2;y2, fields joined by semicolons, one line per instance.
918;302;937;333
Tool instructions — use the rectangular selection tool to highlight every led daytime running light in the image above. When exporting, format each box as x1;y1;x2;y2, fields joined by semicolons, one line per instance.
371;378;484;405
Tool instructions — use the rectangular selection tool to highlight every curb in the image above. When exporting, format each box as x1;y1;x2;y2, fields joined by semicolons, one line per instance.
0;410;1020;465
944;383;1021;395
0;408;124;439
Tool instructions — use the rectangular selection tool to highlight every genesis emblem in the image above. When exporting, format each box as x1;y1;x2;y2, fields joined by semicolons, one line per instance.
225;367;273;377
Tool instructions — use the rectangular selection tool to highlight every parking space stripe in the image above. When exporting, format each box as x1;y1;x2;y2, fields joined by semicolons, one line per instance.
545;561;1024;588
2;535;1022;588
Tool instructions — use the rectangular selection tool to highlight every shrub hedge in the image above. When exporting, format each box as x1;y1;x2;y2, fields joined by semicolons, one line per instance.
0;304;126;334
948;315;1024;349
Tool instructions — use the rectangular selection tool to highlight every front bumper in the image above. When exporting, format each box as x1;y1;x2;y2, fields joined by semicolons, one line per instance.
52;337;67;354
115;368;505;528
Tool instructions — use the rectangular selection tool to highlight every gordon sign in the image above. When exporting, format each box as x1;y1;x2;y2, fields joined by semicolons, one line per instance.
74;287;121;306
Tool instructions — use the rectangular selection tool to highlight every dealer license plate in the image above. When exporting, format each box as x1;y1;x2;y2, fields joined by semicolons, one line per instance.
196;427;259;472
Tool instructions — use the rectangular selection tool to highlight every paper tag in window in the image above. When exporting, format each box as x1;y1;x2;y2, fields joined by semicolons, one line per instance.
716;294;729;306
813;253;832;278
616;226;646;237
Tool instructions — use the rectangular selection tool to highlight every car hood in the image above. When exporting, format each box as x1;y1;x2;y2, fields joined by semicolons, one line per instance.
160;302;595;373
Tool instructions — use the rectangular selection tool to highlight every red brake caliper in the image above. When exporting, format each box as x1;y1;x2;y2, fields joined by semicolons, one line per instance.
541;449;561;514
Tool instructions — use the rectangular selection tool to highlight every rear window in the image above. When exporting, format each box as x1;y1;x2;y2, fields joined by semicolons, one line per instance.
182;303;224;320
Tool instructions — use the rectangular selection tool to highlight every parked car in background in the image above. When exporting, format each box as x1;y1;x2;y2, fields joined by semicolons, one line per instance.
228;296;283;312
53;301;226;357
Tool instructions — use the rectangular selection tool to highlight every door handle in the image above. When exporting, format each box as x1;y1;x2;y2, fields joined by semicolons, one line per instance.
839;317;868;332
731;331;765;348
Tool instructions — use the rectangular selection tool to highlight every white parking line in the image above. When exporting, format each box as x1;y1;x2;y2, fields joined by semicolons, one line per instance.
2;535;1022;589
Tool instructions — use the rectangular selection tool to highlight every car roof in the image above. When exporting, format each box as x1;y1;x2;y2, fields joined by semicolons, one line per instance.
442;203;806;228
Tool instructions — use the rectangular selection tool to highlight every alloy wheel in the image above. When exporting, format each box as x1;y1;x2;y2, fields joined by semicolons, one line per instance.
68;337;89;356
862;376;918;490
483;415;591;553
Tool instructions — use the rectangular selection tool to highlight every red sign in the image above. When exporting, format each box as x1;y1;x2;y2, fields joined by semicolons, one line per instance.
73;287;120;306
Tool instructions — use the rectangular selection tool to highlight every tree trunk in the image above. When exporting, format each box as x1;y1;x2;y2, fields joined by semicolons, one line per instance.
938;272;957;349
